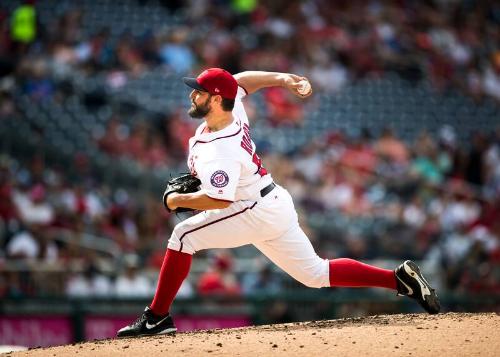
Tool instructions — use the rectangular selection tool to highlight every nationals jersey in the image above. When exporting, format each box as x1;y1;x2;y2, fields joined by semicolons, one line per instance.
187;86;273;202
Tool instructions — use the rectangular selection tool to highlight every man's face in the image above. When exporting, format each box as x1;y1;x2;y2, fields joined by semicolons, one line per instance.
188;90;212;119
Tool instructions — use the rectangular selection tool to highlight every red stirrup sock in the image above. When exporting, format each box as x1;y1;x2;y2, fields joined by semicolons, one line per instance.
150;248;192;316
329;258;397;290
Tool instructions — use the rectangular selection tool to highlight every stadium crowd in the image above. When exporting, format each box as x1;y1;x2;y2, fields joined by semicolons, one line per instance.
2;0;500;99
1;124;499;298
0;0;499;303
0;0;499;161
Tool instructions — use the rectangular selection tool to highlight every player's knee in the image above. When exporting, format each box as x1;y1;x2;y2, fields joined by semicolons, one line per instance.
168;232;179;247
171;223;183;240
297;259;330;288
167;223;195;254
301;278;324;289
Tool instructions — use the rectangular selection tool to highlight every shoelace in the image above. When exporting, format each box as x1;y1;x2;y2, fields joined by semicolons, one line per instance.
132;312;151;327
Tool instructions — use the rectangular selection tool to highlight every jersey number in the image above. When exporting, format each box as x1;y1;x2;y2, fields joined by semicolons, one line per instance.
252;152;268;177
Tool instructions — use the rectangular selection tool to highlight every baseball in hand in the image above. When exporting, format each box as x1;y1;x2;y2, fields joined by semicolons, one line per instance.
297;80;312;95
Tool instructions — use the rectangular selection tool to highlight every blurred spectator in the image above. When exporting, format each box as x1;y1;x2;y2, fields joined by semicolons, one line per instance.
309;57;348;93
97;117;129;157
0;169;17;224
264;87;304;127
56;9;83;45
66;264;112;297
114;254;153;297
158;27;195;74
439;188;480;231
20;58;54;101
127;121;149;162
338;133;377;182
0;86;16;116
13;184;54;226
76;28;114;70
197;251;241;296
403;195;427;228
6;228;39;259
163;109;197;157
115;34;145;75
482;52;500;101
484;127;500;195
10;0;37;55
242;261;282;296
294;141;325;184
375;128;409;165
411;132;445;185
145;135;170;168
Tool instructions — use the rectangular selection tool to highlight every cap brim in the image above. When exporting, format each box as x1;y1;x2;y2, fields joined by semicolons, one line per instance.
183;77;206;91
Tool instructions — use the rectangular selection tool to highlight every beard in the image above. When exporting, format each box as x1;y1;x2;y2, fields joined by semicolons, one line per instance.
188;97;211;119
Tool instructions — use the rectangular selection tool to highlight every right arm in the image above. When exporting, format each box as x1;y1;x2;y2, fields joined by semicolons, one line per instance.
234;71;312;97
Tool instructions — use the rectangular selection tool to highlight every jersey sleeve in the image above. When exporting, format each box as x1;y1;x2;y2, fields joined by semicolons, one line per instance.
232;86;249;125
236;85;247;100
200;159;241;202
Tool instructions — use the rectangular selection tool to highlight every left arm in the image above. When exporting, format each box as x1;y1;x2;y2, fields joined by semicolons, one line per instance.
234;71;312;97
166;191;231;211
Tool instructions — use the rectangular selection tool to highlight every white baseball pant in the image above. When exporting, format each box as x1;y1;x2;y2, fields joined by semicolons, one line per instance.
167;185;330;288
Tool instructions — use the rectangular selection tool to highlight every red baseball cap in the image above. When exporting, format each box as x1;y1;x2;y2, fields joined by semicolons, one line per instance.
183;68;238;100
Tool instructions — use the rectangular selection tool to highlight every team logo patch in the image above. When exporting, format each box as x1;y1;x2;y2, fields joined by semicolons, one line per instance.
210;170;229;188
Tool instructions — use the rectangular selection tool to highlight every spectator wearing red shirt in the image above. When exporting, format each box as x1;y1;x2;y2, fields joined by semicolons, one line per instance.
197;252;241;296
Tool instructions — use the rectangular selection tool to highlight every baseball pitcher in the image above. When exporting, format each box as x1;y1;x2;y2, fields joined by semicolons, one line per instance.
117;69;440;337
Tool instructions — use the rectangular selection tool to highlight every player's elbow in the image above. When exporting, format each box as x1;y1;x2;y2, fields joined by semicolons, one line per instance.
234;72;255;95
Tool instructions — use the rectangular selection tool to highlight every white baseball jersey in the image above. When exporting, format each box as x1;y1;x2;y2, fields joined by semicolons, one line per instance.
187;87;273;202
167;85;330;290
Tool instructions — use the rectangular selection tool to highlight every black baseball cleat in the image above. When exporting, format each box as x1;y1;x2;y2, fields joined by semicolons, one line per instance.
395;260;440;314
117;306;177;338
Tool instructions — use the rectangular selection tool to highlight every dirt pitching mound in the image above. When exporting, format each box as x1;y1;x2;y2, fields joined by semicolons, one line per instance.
9;312;499;357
